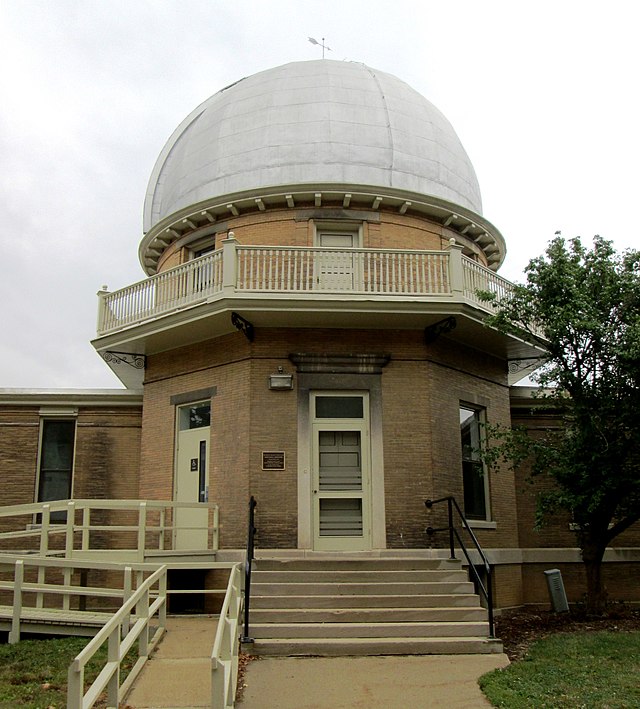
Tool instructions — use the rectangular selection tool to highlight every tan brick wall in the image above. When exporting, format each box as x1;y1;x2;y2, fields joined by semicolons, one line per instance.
520;561;640;607
141;327;518;552
248;358;299;549
0;404;142;549
155;206;491;275
140;333;252;547
493;564;523;609
0;407;40;511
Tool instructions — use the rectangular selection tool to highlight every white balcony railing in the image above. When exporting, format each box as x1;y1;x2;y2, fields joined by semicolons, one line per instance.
97;239;514;337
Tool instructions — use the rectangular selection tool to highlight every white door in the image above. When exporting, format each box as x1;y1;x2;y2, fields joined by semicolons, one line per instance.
316;232;359;290
311;393;371;551
174;402;210;550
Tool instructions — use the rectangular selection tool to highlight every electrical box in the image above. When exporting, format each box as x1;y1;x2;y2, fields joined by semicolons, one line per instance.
544;568;570;613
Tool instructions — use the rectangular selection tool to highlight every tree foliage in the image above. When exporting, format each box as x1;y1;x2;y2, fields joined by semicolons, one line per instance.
481;235;640;612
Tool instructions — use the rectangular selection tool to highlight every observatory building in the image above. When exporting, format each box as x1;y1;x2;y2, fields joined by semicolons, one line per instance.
1;60;638;615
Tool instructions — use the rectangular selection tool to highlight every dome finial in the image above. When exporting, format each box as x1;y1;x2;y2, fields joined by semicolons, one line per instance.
308;36;331;58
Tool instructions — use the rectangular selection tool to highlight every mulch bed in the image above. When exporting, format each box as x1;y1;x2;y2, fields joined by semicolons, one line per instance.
496;606;640;662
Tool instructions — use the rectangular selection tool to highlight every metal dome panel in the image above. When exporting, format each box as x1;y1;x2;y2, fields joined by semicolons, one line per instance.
143;60;482;233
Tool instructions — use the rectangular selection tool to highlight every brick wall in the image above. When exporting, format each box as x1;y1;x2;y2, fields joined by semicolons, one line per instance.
154;206;491;275
0;407;40;511
140;326;520;554
0;401;142;548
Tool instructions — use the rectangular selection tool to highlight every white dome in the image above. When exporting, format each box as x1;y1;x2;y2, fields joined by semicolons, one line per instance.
143;60;482;232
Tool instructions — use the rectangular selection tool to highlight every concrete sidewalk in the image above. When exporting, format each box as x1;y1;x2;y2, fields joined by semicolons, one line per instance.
124;616;509;708
125;615;218;709
237;654;509;709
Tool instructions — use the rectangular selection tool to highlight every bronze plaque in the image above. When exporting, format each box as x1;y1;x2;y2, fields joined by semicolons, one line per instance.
262;451;285;470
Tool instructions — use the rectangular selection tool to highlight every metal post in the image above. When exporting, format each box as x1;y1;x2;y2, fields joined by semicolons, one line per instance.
447;497;456;559
486;570;495;638
242;497;256;643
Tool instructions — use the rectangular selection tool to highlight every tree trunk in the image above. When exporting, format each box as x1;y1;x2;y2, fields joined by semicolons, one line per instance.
581;541;607;615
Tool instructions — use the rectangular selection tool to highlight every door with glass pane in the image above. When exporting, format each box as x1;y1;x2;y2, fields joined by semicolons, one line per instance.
311;393;371;551
174;402;210;550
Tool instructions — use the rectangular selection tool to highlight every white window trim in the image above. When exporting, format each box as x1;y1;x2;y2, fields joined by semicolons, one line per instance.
34;415;78;519
312;220;363;247
460;403;492;523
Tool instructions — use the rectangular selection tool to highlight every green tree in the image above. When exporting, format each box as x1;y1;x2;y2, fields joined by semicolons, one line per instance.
481;235;640;614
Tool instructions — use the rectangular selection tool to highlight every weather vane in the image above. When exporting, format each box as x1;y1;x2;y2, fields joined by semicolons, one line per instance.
308;37;331;59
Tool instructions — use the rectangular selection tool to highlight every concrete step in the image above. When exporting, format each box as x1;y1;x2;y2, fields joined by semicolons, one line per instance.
245;556;499;657
251;621;489;639
248;636;504;656
254;558;462;572
250;569;468;583
251;581;475;596
250;593;482;609
250;606;488;623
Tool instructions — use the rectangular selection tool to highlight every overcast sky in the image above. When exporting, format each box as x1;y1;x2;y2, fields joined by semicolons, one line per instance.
1;0;638;389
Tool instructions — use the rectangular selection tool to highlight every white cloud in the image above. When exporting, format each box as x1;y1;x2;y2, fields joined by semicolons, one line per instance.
1;0;638;387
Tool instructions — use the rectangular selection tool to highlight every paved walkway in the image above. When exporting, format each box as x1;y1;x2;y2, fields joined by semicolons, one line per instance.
237;655;509;709
124;616;509;709
125;615;217;709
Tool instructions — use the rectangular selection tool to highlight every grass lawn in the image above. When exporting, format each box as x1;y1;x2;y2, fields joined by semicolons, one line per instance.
0;635;135;709
480;630;640;708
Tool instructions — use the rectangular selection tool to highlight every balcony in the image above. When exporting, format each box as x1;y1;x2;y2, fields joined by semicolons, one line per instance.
97;239;512;335
93;238;542;387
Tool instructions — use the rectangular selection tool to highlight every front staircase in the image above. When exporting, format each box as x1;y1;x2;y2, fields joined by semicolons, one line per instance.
245;557;502;656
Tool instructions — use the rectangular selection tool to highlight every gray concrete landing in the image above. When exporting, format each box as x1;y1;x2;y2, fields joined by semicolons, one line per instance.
124;615;509;708
125;615;218;709
237;654;510;708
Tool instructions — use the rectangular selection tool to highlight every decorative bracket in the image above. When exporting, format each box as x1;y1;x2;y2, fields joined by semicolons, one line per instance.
508;356;545;375
103;351;146;369
231;312;254;342
424;316;457;344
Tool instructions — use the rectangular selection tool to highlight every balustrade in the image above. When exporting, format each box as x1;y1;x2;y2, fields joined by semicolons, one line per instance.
96;242;514;336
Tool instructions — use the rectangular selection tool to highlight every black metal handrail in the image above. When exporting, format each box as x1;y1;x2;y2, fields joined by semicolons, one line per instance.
425;495;495;638
241;496;257;643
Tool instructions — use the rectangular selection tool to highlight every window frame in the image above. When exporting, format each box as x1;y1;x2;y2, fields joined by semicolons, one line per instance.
35;414;77;522
459;403;491;523
312;220;363;249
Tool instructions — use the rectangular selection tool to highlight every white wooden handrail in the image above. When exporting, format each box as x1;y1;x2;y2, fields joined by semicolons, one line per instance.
95;243;516;337
66;564;167;709
211;563;244;709
0;499;220;559
1;555;163;644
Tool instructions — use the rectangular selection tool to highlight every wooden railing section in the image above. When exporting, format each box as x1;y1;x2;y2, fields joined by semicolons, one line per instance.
97;238;514;336
66;563;167;709
211;562;244;709
0;499;219;561
0;555;165;643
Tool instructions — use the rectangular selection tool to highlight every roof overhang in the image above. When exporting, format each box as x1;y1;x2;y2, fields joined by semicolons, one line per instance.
138;183;506;276
92;294;545;388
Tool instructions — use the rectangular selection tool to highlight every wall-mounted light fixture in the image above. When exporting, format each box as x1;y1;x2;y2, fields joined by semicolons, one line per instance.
268;366;294;390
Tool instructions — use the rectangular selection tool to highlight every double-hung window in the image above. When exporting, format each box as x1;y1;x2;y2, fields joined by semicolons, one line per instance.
37;418;76;520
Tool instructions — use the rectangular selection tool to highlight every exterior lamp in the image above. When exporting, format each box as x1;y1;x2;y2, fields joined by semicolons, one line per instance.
268;366;294;390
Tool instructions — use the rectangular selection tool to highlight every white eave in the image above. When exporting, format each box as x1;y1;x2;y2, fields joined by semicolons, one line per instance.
138;183;506;275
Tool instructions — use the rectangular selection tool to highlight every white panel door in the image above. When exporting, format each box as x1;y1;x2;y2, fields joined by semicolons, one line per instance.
311;394;371;551
316;232;358;290
174;403;210;550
